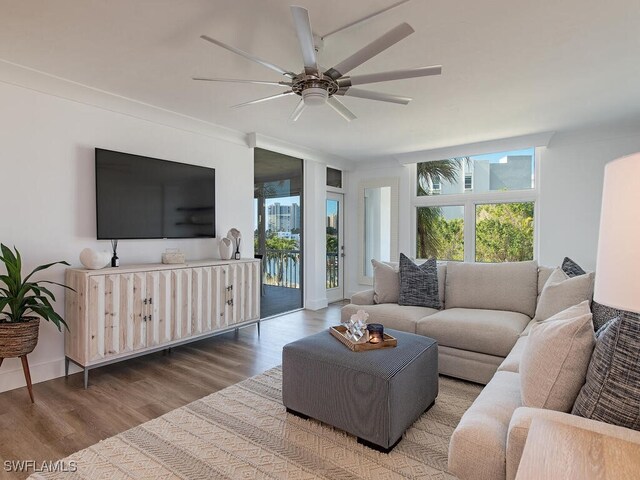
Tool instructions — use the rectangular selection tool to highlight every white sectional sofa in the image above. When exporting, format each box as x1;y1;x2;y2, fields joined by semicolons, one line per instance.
341;260;640;480
342;260;543;385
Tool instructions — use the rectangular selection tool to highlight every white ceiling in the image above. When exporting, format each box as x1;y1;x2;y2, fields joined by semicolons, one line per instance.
1;0;639;161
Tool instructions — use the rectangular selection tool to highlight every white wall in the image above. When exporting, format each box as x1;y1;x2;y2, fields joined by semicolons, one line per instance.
345;119;640;297
0;81;254;393
537;119;640;270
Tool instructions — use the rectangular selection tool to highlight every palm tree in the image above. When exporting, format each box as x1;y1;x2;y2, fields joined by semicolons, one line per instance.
416;158;469;258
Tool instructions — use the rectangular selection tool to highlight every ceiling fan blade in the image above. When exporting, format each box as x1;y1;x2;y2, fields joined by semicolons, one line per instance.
192;77;292;86
231;91;295;108
200;35;295;78
321;0;412;39
327;97;357;122
289;99;307;121
325;23;414;80
337;88;411;105
290;6;318;73
339;65;442;87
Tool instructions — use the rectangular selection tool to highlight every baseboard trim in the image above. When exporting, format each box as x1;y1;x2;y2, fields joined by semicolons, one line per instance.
0;356;81;394
305;298;329;311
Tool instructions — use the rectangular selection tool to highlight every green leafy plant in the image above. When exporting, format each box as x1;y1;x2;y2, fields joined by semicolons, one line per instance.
0;244;72;331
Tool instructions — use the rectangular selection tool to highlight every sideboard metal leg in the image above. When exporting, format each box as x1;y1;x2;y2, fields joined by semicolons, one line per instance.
257;321;261;337
64;357;70;377
83;368;89;389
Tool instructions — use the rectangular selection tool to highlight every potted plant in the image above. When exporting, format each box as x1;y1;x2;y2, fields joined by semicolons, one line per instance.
0;244;72;402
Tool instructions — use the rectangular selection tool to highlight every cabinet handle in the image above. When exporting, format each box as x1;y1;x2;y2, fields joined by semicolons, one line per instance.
143;315;147;322
148;314;152;322
149;297;153;305
144;298;148;305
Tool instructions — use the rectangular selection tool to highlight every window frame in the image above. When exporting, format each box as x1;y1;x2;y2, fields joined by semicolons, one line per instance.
411;147;541;263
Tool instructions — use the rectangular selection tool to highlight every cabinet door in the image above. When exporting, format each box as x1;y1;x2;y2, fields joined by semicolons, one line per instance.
172;268;192;339
156;270;174;343
210;265;226;330
191;267;213;335
145;272;160;347
131;272;147;351
88;273;139;361
225;261;260;325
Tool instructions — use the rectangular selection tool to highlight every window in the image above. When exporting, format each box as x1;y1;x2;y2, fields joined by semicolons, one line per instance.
327;167;342;188
417;148;535;197
416;206;464;261
464;174;473;191
431;177;441;194
475;202;534;262
414;148;537;263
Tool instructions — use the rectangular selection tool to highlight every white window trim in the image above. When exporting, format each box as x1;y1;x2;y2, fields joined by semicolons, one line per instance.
411;147;541;262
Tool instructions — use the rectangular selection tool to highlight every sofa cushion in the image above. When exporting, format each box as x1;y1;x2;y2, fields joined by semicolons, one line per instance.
497;336;528;373
340;303;437;334
520;301;595;412
445;261;538;317
371;259;400;304
449;370;522;480
534;268;594;321
572;311;640;431
398;254;441;309
416;308;530;357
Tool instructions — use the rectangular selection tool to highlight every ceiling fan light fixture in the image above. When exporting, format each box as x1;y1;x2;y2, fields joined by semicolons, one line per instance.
302;86;328;106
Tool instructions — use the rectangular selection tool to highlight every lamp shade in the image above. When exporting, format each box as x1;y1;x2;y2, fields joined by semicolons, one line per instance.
594;152;640;313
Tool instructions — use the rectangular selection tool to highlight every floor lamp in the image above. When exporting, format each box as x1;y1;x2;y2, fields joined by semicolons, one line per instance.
594;152;640;318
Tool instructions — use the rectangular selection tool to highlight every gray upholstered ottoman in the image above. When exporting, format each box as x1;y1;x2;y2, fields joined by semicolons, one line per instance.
282;328;438;452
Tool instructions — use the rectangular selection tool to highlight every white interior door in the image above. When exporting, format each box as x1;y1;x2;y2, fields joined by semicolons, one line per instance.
326;192;344;303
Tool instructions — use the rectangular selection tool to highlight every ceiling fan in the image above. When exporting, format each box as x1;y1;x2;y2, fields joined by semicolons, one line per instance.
193;5;442;122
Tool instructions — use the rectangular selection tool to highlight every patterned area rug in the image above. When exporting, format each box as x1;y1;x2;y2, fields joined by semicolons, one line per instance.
31;367;482;480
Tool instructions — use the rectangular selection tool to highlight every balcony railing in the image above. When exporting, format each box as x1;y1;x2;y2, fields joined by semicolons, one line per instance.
264;249;301;289
326;252;339;289
262;249;339;290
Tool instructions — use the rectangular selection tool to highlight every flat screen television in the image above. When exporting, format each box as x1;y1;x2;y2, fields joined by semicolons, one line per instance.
95;148;216;239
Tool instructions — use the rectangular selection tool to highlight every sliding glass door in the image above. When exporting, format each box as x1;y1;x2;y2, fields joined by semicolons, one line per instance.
254;148;303;318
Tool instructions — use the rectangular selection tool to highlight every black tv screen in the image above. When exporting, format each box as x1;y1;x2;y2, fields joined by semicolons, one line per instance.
95;149;216;239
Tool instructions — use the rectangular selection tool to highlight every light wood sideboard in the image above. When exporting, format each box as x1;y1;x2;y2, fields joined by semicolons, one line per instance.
64;259;261;388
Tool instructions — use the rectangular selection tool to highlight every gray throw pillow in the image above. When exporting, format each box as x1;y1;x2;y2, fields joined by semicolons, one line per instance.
562;256;623;330
371;259;400;304
572;312;640;431
398;253;441;309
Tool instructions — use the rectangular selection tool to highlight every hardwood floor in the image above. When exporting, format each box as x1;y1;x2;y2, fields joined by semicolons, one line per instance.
0;302;345;480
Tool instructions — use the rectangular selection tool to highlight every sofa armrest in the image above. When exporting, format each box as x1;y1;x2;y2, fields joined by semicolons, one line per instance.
506;407;640;480
350;289;375;305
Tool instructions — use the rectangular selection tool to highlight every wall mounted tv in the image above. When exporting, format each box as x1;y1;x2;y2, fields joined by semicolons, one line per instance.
95;148;216;239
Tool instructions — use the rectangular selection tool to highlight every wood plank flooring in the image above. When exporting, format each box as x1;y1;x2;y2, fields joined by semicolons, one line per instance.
0;303;345;480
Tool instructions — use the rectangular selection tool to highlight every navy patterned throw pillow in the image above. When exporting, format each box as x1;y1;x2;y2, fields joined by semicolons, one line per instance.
398;253;441;309
572;312;640;431
561;256;622;330
561;257;587;277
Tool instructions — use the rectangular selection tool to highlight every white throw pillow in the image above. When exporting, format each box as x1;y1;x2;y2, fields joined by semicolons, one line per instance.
534;268;594;321
371;259;400;304
520;301;596;412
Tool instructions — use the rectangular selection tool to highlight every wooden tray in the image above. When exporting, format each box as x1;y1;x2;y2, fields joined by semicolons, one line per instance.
329;325;397;352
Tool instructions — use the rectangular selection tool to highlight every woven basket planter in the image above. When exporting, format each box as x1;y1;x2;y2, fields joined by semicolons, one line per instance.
0;317;40;358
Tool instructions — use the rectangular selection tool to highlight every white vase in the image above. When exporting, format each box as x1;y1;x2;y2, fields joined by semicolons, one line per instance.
219;237;233;260
79;248;111;270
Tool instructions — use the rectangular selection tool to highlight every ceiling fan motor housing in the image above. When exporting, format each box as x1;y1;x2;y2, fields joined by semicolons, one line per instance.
292;74;339;106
